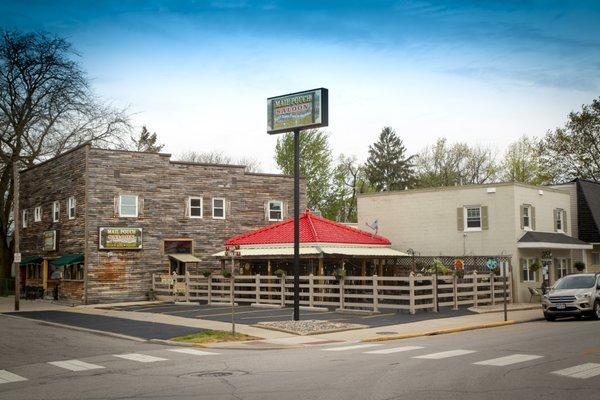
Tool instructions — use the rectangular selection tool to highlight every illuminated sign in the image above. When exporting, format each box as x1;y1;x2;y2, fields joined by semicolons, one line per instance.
267;88;328;134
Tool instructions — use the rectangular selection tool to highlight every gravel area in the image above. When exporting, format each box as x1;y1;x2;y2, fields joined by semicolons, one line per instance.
256;319;367;335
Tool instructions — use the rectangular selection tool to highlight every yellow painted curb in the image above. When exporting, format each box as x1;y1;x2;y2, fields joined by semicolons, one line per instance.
363;320;517;343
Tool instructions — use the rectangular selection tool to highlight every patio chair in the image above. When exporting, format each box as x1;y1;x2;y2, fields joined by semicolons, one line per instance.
528;286;543;302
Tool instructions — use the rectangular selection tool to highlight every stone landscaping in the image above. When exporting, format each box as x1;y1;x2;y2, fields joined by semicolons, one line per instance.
256;319;367;335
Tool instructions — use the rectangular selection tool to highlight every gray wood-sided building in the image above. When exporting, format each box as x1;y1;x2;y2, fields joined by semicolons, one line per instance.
18;144;305;304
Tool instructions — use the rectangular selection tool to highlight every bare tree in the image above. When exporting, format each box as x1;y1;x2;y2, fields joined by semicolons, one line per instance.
177;150;262;173
0;31;130;278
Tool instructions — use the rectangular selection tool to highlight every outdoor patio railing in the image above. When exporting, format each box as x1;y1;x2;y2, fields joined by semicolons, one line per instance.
151;272;512;314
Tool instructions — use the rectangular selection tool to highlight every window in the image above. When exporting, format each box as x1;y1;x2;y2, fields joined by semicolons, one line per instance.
593;253;600;266
22;210;27;228
164;239;193;254
34;206;42;222
522;205;531;230
63;263;84;281
555;209;564;232
188;197;203;218
212;198;225;219
556;258;569;279
521;258;537;282
465;206;482;230
68;197;76;219
119;195;138;217
52;201;60;222
268;200;283;221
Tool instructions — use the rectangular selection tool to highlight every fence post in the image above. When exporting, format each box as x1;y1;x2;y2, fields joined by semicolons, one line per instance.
185;271;190;303
372;275;379;313
309;273;314;307
280;276;286;308
473;271;478;307
432;273;438;312
207;276;212;304
453;274;458;310
255;274;261;304
490;273;495;305
339;277;345;310
409;272;416;315
230;275;235;305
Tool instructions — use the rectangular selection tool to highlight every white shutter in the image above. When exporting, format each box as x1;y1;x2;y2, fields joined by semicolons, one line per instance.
114;196;119;217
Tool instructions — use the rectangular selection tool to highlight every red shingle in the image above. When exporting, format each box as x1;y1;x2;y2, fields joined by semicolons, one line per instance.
225;210;390;246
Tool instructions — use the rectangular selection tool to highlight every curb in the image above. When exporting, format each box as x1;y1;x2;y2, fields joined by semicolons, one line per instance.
362;320;525;342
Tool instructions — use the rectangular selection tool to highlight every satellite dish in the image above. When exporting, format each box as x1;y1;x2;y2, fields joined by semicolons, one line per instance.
365;219;378;235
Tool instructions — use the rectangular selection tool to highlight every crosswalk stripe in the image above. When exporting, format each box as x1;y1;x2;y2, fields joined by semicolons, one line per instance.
0;370;27;384
474;354;543;366
48;360;105;372
323;344;381;352
365;346;425;354
413;349;476;359
168;348;219;356
552;363;600;379
114;353;167;363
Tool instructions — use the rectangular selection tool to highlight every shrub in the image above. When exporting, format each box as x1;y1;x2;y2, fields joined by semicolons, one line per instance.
454;269;465;279
428;258;451;275
274;269;286;278
201;269;212;278
222;270;232;279
574;261;586;272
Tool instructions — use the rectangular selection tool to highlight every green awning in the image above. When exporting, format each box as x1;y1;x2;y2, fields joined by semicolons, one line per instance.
49;254;84;266
20;256;43;265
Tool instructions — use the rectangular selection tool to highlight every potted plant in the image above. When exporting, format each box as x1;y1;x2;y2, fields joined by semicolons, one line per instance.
201;269;212;278
529;261;541;272
274;269;286;278
428;258;451;275
333;268;346;281
222;269;232;279
574;261;586;272
454;269;465;279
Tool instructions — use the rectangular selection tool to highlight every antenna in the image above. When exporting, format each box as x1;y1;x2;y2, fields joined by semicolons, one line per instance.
365;219;378;236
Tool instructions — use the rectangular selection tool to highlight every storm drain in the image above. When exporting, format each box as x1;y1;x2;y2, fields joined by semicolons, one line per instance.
182;370;249;379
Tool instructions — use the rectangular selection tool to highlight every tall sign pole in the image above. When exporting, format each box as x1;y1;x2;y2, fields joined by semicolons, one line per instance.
267;88;328;322
13;161;20;311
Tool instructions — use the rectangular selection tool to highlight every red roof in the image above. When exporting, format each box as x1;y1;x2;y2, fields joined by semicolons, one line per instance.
225;210;391;246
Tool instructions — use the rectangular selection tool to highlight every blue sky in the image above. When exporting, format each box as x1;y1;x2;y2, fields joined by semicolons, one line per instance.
2;1;600;172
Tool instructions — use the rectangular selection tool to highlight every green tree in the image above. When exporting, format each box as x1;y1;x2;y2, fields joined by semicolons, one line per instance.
134;126;164;152
541;98;600;182
274;129;332;213
364;127;414;191
501;135;549;185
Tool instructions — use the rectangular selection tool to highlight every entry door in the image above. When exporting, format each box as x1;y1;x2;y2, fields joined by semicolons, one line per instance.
170;259;186;275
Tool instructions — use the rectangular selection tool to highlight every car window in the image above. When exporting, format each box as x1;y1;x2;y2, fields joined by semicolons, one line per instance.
554;275;596;290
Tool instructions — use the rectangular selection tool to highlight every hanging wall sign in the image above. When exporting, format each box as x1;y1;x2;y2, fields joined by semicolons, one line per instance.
43;230;57;252
267;88;328;134
99;227;143;250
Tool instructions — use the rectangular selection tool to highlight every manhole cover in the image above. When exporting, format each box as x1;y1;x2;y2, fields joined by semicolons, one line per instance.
376;331;398;335
181;370;249;379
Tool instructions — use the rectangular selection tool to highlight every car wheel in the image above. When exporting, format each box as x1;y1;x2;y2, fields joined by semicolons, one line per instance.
592;301;600;320
544;313;556;321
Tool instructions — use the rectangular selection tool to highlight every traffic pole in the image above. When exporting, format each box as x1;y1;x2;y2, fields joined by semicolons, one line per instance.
293;129;300;321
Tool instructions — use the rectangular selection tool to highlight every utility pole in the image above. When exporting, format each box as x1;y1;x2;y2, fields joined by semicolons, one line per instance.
293;128;300;321
13;160;20;311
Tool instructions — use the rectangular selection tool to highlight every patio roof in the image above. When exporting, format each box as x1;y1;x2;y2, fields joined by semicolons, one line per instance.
517;231;592;250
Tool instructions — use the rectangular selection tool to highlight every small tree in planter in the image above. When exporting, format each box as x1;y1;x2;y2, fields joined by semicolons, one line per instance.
222;269;232;279
529;261;541;273
274;269;286;278
201;269;212;278
428;259;451;275
574;261;586;272
333;268;346;281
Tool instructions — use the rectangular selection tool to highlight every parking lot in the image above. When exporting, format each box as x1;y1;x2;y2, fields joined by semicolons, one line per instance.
108;303;474;328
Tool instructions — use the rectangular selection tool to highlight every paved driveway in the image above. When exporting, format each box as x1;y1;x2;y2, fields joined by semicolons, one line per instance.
108;303;474;330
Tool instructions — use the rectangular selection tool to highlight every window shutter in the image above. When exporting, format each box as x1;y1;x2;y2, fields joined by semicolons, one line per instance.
226;200;232;218
138;197;143;217
283;202;289;219
114;196;119;217
562;210;568;233
184;197;189;218
531;206;536;230
457;207;464;231
553;209;558;231
519;205;524;229
264;201;269;221
481;206;489;230
519;259;525;283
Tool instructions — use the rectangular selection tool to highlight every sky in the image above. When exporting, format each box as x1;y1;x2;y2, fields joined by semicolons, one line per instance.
1;0;600;172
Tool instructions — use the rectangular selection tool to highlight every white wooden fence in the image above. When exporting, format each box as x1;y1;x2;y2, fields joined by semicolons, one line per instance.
152;272;512;314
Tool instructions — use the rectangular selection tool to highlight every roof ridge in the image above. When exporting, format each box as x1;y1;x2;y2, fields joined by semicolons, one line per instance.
309;212;391;244
306;211;319;241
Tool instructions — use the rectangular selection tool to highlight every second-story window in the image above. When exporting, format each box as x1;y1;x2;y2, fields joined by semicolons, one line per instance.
34;206;42;222
522;205;531;230
555;209;565;232
465;206;482;230
269;200;283;221
52;201;60;222
188;197;203;218
22;210;27;228
119;195;138;218
212;198;225;219
68;196;76;219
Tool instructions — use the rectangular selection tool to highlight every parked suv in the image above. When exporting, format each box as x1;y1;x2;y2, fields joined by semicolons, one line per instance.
541;273;600;321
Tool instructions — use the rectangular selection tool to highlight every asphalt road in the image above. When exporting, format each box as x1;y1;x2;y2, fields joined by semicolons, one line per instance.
109;302;474;328
1;314;599;399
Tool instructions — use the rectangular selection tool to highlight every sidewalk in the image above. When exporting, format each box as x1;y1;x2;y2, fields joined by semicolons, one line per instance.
0;296;70;313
